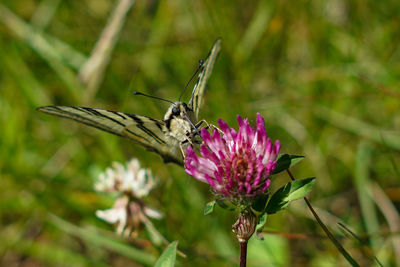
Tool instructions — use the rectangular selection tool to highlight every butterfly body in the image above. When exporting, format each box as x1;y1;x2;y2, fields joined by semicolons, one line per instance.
38;39;221;165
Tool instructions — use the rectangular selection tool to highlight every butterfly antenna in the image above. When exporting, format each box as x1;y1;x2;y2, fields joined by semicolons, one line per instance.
133;91;174;104
179;59;204;102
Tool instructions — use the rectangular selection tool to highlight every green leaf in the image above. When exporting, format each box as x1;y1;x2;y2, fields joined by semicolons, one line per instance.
285;177;316;201
273;154;305;174
266;177;316;214
154;241;178;267
204;201;216;215
250;194;269;216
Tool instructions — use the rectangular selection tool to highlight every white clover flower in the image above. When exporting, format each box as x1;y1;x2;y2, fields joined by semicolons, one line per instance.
95;158;156;198
96;196;129;235
95;158;162;237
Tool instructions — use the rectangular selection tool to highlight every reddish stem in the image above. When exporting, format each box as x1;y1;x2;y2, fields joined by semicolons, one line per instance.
240;241;248;267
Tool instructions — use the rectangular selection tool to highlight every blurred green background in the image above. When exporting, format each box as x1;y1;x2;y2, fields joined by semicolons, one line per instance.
1;0;399;266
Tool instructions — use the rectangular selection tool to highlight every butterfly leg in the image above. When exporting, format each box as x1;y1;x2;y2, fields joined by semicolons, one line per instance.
179;142;187;159
179;138;194;160
195;120;223;134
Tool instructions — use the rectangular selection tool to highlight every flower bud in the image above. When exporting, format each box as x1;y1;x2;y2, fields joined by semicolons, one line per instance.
232;211;257;243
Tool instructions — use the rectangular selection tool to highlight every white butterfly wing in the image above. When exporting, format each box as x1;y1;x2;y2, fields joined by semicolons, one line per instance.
37;105;183;164
188;38;221;120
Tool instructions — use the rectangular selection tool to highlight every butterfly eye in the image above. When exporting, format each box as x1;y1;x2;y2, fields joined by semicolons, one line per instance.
172;107;180;115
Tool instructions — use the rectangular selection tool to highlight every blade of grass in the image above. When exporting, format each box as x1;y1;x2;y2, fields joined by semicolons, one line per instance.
40;138;81;178
286;170;360;266
30;0;62;30
0;4;83;102
142;215;186;258
380;133;400;178
371;182;400;266
0;4;86;70
355;142;382;249
134;0;172;87
0;223;106;267
235;0;272;62
266;110;332;190
49;213;156;266
338;223;383;266
45;33;87;70
2;45;51;106
314;105;400;151
154;241;178;267
79;0;135;103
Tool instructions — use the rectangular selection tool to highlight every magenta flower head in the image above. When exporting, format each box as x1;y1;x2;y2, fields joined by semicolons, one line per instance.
185;113;280;207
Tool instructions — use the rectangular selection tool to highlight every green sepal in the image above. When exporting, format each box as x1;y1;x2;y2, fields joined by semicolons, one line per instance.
216;199;237;211
273;154;305;174
250;194;269;216
204;201;216;215
266;177;316;214
255;213;268;240
256;212;267;231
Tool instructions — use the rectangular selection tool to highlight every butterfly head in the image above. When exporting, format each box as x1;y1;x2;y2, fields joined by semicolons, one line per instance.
164;102;196;130
164;102;193;121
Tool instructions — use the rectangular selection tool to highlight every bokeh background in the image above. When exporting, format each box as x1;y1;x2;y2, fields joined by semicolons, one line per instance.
1;0;399;266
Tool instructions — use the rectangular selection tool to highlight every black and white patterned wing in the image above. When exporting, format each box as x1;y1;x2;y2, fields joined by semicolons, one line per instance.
188;38;221;120
37;105;182;164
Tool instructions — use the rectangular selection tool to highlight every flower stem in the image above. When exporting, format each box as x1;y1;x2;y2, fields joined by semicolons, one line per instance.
240;241;248;267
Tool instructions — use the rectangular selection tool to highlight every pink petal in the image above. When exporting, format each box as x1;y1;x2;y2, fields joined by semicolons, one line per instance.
200;145;211;158
218;119;234;142
246;181;252;194
273;140;281;159
204;174;216;187
262;139;272;165
262;179;271;191
201;128;212;144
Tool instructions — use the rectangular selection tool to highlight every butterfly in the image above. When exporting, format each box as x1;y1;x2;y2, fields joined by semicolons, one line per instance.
37;39;221;165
